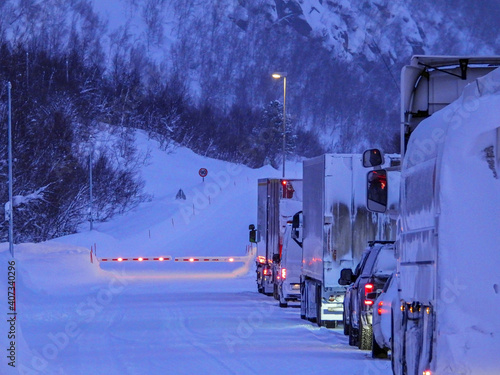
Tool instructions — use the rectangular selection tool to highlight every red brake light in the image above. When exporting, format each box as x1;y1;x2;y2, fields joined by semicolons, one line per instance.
281;268;287;280
282;180;287;185
364;283;374;295
364;300;374;306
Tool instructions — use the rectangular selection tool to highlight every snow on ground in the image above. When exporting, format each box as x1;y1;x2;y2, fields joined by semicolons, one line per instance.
0;131;390;374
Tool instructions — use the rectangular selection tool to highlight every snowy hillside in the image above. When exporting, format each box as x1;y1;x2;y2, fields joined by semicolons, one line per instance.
53;130;302;259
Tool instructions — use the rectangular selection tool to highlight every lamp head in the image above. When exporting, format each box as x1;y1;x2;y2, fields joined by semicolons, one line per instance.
272;72;287;79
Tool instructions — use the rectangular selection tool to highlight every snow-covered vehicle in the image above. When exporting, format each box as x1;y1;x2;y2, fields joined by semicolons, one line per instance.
276;220;302;307
371;271;398;359
253;178;302;295
299;154;398;328
341;245;371;337
340;241;396;350
366;56;500;374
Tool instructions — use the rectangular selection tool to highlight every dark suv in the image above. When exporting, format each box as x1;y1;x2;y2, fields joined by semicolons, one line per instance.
339;241;396;350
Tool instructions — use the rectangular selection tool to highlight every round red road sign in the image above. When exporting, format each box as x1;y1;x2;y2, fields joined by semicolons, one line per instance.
199;168;208;178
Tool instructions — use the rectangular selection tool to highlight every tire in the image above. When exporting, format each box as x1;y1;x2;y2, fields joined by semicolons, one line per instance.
343;306;350;335
325;321;337;329
300;280;307;320
344;322;350;336
359;319;373;350
307;282;317;323
372;331;388;359
349;326;358;347
316;284;322;327
279;286;288;308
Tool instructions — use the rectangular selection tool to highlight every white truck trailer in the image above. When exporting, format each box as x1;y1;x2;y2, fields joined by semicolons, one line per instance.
366;56;500;375
254;178;302;295
299;154;398;328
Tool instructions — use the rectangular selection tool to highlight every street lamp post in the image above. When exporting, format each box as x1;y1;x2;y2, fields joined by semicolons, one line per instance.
272;72;287;178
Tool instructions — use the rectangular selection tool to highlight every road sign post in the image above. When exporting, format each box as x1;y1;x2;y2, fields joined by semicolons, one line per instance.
199;168;208;182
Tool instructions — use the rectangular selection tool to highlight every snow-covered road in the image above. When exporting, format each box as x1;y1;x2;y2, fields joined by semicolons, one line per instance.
15;260;391;374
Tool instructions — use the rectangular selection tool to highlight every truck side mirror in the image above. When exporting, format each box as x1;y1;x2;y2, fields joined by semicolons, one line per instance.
291;211;303;247
367;169;388;213
249;224;257;243
363;149;384;168
338;268;354;286
272;253;281;263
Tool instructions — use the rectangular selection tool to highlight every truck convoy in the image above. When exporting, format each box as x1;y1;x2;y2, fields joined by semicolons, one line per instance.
298;154;399;328
366;56;500;375
253;178;302;296
250;55;500;375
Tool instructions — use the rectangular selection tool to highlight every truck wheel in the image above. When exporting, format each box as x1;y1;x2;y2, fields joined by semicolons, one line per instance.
344;322;350;335
349;327;358;346
372;331;388;359
300;281;307;320
316;284;322;327
325;321;337;329
307;282;317;323
359;320;373;350
343;308;350;335
279;286;288;308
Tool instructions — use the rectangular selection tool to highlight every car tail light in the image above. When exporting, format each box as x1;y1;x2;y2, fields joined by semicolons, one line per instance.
423;371;432;375
263;268;272;276
364;283;375;306
281;268;287;280
364;283;374;295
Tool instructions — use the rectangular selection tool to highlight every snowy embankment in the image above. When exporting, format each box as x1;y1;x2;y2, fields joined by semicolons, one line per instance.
0;131;390;374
